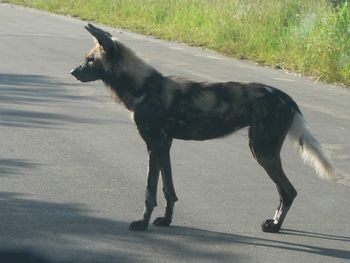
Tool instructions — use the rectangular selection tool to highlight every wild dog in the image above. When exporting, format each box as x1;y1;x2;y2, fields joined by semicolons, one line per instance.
71;24;336;233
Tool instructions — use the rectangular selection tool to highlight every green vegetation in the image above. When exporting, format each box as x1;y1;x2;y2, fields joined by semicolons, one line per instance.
5;0;350;85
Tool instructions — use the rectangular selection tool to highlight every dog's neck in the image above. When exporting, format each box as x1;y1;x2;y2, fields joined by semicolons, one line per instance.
102;43;162;111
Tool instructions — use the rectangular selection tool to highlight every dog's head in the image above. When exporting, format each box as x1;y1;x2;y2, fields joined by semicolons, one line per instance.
71;24;116;82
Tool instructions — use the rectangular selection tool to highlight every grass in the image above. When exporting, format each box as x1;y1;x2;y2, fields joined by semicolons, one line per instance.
4;0;350;86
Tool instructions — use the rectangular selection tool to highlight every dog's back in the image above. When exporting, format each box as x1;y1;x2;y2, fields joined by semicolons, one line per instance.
158;78;298;141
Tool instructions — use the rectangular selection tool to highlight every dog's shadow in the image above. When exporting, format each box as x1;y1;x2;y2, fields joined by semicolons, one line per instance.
151;225;350;261
0;191;348;262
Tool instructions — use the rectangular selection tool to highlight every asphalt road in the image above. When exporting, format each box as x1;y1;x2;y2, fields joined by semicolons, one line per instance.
0;3;349;263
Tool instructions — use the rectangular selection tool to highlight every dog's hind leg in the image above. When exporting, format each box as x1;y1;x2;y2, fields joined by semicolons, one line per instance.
256;154;297;233
249;122;297;233
153;139;178;227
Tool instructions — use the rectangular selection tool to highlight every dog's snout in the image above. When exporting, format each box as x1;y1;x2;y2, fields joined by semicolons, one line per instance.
70;62;99;83
70;66;80;77
70;68;77;76
71;64;85;81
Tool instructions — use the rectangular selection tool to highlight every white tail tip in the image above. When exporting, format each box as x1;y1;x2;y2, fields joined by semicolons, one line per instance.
289;113;336;181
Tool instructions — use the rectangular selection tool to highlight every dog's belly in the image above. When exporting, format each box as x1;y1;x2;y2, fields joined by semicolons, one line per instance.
169;115;249;140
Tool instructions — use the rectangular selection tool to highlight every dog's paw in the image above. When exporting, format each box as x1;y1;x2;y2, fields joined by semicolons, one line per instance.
261;219;281;233
153;217;171;227
129;220;148;231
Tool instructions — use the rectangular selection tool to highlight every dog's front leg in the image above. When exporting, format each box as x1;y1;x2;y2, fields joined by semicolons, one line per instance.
153;140;178;227
129;150;160;231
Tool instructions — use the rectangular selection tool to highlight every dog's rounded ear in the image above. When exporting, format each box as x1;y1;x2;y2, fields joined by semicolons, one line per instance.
85;23;115;53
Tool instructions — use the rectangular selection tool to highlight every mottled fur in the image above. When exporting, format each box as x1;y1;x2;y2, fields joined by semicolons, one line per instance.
71;24;335;233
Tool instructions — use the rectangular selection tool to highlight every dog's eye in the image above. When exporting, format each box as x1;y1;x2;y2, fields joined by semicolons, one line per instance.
86;57;94;63
86;57;95;67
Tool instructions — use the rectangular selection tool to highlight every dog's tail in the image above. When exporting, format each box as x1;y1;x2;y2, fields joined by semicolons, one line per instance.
288;111;336;181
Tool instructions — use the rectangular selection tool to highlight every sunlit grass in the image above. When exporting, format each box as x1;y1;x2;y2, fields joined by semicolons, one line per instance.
5;0;350;85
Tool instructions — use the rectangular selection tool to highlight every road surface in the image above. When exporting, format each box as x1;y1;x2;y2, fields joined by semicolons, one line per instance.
0;3;349;263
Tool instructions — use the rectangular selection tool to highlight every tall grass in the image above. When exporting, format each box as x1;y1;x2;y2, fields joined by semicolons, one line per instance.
5;0;350;85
